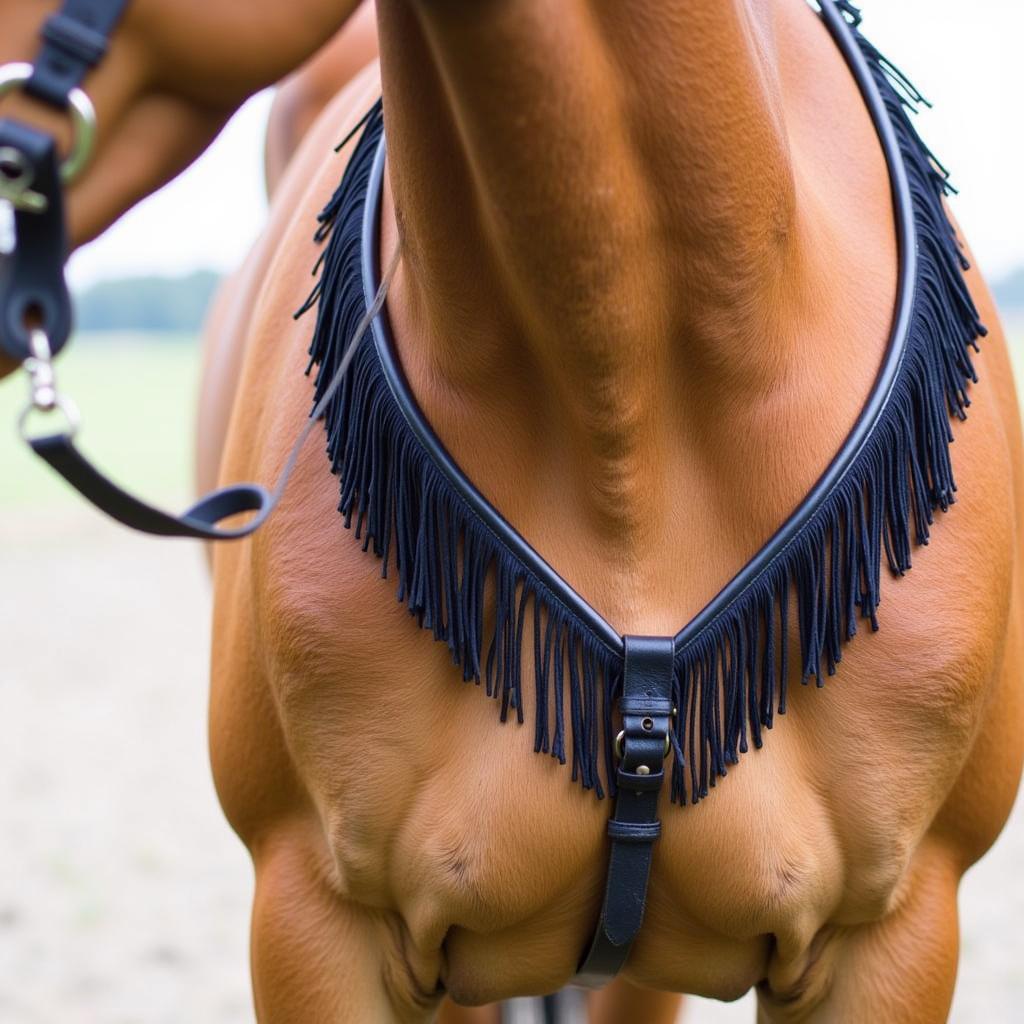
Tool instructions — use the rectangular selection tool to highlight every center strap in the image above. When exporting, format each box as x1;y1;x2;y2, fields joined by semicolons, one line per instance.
575;634;675;986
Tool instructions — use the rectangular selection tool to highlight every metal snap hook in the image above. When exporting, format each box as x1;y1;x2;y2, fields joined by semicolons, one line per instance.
0;62;98;184
17;393;80;441
17;327;80;440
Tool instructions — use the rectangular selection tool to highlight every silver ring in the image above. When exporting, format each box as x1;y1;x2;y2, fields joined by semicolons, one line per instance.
18;393;81;442
0;62;98;184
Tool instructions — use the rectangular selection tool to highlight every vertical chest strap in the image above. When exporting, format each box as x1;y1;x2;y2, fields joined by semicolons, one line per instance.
575;634;675;986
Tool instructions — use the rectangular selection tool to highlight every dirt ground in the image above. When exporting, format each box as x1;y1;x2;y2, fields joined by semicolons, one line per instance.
0;510;1021;1023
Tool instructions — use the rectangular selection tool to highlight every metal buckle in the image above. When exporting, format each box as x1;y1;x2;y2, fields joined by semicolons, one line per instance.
613;703;677;761
0;62;97;184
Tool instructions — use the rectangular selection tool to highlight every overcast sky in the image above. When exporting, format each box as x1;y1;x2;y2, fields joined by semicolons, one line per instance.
67;1;1024;291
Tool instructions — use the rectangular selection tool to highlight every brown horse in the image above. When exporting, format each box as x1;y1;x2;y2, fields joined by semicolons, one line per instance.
5;2;1023;1022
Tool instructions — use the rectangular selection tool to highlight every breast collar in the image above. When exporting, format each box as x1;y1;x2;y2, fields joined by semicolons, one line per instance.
298;1;985;984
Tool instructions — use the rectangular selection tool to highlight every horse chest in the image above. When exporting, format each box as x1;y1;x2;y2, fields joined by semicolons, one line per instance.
245;499;1003;996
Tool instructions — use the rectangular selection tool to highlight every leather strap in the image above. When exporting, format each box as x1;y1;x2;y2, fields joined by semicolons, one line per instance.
575;635;675;986
30;433;273;539
363;138;625;657
26;0;129;110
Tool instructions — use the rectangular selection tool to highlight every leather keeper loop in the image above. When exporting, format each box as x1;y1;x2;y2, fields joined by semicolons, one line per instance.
616;768;664;792
621;717;670;742
607;820;662;843
619;696;673;715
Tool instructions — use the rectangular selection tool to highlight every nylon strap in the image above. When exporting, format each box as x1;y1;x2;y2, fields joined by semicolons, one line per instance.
575;635;675;986
26;0;130;110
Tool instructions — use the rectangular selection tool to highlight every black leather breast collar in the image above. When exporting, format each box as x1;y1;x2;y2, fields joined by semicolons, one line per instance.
299;0;985;984
0;0;982;996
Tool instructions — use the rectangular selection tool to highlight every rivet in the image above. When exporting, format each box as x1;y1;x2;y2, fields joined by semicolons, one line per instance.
636;765;651;776
641;717;654;731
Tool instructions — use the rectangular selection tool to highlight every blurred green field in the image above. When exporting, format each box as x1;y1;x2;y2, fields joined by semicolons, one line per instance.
0;332;200;508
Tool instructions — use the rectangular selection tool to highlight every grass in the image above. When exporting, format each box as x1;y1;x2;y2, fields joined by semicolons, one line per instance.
0;333;202;509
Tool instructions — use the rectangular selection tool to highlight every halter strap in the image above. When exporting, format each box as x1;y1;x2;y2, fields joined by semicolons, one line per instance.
0;0;128;363
26;0;130;110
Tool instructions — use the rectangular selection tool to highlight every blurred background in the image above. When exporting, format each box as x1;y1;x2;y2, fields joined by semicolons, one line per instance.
1;2;1022;1021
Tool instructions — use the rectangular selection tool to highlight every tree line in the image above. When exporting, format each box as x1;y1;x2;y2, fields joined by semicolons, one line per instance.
75;270;222;334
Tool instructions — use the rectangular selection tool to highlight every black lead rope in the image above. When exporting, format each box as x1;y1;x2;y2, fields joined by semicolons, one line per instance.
0;0;396;540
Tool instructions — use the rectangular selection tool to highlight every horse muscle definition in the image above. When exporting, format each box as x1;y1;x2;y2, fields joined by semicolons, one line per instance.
6;2;1024;1022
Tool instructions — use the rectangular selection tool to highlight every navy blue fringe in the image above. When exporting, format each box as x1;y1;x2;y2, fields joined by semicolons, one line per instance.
298;25;985;806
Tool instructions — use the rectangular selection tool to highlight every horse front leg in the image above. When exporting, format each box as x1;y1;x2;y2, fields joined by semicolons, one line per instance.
250;827;443;1024
756;841;961;1024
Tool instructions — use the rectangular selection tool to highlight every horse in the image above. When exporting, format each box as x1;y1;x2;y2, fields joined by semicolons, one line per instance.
5;2;1023;1022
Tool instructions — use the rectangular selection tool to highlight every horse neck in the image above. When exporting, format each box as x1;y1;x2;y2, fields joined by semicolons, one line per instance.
375;0;895;547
